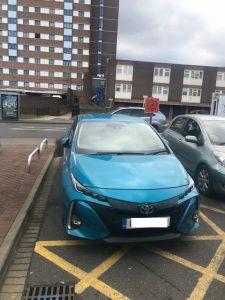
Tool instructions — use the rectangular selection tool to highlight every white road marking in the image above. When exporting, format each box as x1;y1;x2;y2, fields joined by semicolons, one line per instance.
11;126;67;132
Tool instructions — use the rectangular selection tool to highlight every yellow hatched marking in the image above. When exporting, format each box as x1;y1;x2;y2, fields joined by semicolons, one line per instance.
75;245;133;294
189;241;225;300
201;204;225;215
35;241;130;300
182;235;224;241
200;212;225;235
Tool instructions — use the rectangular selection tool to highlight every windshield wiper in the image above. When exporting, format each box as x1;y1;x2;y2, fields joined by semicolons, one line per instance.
152;149;168;155
94;152;150;155
217;142;225;146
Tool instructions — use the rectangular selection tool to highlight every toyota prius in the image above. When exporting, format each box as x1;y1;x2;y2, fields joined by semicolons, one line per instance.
62;114;199;242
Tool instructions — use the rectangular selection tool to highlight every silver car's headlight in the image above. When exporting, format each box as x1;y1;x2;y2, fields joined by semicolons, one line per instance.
70;173;108;202
214;152;225;167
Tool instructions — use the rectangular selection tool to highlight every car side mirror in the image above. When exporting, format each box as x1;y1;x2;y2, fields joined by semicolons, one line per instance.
62;137;70;148
185;135;198;143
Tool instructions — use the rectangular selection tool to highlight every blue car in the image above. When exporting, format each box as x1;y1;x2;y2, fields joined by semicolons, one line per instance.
62;114;199;242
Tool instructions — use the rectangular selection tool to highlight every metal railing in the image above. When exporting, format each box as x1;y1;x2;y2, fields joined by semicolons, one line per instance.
27;138;48;173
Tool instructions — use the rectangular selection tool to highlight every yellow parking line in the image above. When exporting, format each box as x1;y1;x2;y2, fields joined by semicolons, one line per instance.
182;235;224;241
35;242;130;300
189;241;225;300
75;244;133;294
36;240;94;247
201;205;225;215
200;212;225;235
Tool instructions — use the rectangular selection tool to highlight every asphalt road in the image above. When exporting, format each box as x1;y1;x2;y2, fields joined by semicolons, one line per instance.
21;158;225;300
0;122;70;139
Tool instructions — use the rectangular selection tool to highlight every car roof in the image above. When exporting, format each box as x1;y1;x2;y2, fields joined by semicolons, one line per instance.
176;114;225;121
78;113;147;123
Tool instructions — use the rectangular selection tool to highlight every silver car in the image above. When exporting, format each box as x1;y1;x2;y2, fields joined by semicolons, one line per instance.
111;107;168;132
162;114;225;196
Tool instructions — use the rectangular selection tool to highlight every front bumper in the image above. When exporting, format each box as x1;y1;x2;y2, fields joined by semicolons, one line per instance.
212;166;225;195
63;190;199;242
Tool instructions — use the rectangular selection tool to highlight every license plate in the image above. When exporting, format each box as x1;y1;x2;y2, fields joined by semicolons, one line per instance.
122;217;170;229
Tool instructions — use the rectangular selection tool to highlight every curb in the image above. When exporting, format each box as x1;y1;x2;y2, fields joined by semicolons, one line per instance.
0;152;55;275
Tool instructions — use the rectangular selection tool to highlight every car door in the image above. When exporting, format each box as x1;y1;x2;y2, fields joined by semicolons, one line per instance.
176;118;204;176
162;116;188;161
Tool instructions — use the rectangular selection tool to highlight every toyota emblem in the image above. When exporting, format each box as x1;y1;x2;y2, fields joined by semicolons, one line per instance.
140;204;154;215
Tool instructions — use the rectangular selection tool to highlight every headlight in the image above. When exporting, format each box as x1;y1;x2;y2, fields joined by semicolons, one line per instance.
185;175;195;195
70;173;108;202
214;152;225;167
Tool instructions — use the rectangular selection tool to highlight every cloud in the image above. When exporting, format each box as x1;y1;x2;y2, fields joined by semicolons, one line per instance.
117;0;225;67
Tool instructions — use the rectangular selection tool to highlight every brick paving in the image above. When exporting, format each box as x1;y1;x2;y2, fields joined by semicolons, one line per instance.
0;142;53;247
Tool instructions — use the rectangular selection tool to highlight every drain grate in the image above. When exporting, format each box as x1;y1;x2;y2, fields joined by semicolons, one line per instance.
23;285;75;300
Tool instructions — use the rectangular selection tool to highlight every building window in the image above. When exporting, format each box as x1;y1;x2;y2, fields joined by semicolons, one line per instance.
65;0;73;2
152;86;169;95
182;88;201;97
0;68;3;74
77;61;83;67
77;49;83;55
35;58;40;64
23;19;29;25
0;80;3;86
35;70;40;76
63;72;71;78
8;4;17;11
77;85;83;91
35;20;40;26
8;18;17;24
64;10;73;16
8;44;17;50
215;89;225;95
24;70;29;75
49;83;54;88
24;57;29;63
49;47;55;53
79;0;85;3
154;67;170;77
77;73;83;79
49;8;55;14
49;71;54;77
24;82;29;87
24;45;29;50
64;22;72;29
9;81;18;86
63;48;71;54
35;7;40;13
8;31;17;37
49;34;55;41
23;6;29;12
35;45;40;51
49;59;54;65
35;82;40;88
78;24;84;30
49;21;55;27
24;32;29;38
9;56;17;62
64;35;72;41
78;11;84;17
35;33;40;39
115;83;132;93
0;56;2;61
78;37;84;43
63;61;71;66
184;70;203;79
217;72;225;81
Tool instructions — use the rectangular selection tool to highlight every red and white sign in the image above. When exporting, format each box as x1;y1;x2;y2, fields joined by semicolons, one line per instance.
144;97;159;113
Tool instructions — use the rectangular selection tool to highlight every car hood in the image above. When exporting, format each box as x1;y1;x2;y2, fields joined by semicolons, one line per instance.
213;145;225;153
70;153;188;190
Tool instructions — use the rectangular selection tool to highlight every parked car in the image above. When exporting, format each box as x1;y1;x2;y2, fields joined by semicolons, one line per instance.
111;107;168;132
162;115;225;196
189;110;209;115
61;113;199;242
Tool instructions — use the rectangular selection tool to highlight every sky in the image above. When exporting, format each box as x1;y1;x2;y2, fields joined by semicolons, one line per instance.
117;0;225;67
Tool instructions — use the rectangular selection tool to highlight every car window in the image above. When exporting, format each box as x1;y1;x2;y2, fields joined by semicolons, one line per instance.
76;121;166;154
183;119;202;139
113;109;132;115
203;120;225;145
170;117;187;134
130;109;146;117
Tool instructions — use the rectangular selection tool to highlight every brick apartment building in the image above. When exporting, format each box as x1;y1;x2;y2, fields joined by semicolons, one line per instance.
108;59;225;118
0;0;119;96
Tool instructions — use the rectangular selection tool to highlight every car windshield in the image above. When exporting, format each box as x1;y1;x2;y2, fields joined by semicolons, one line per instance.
203;120;225;145
75;121;167;154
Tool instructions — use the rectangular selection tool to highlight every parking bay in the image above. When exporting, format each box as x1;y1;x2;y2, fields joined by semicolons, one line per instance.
25;161;225;300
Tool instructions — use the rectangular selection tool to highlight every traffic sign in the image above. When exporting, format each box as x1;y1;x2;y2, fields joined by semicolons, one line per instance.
144;97;159;113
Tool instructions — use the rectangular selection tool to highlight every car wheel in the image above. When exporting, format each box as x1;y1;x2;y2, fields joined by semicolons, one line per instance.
195;164;213;196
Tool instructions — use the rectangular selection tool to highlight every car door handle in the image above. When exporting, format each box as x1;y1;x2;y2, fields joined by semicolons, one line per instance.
178;138;182;143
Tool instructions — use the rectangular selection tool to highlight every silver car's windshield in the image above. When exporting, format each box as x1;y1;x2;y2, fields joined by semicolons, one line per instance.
203;120;225;145
75;121;167;154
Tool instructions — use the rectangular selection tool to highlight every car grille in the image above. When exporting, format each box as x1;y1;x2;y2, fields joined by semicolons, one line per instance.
88;198;190;237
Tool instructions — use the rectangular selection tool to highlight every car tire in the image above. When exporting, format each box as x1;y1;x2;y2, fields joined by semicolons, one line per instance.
195;164;214;196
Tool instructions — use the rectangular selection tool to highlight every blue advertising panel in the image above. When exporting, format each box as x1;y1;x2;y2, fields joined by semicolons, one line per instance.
1;94;19;120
